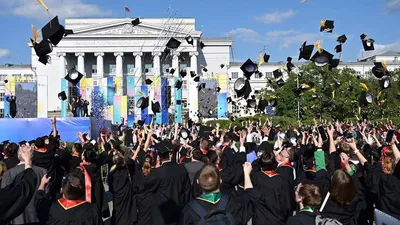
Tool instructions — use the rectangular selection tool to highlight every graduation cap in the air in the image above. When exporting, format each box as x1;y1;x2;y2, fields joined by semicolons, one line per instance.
151;101;161;113
247;99;256;108
329;59;340;71
334;44;342;53
263;53;271;63
276;78;285;88
215;86;221;93
240;59;258;79
199;41;205;49
311;49;334;67
220;64;225;69
185;35;194;45
190;71;197;78
136;97;149;110
320;20;334;33
198;126;214;138
359;91;373;107
166;37;181;49
175;80;183;90
131;18;141;26
137;120;145;126
273;69;283;79
58;91;67;101
337;34;347;44
227;97;233;103
145;79;153;85
64;68;84;86
193;76;200;82
372;62;389;79
179;69;187;77
197;83;206;91
41;16;65;46
286;57;295;72
234;78;251;99
379;77;391;90
257;99;268;112
299;41;315;61
360;34;375;51
202;67;208;73
31;39;53;65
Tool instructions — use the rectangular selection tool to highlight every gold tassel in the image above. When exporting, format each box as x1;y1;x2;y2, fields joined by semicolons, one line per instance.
32;24;37;43
320;20;326;28
314;41;323;53
360;82;369;91
382;61;388;72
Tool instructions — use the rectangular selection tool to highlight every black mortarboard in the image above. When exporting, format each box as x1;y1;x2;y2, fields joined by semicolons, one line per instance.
257;141;274;154
263;53;270;63
240;58;258;79
31;39;53;65
175;80;183;89
200;41;205;49
311;50;334;67
64;68;84;86
247;99;256;108
131;18;141;26
58;91;67;101
320;20;334;33
286;57;295;72
19;140;27;146
329;58;340;71
273;69;283;78
276;78;285;87
154;140;175;155
215;87;221;93
168;68;175;74
176;100;182;105
136;97;149;110
197;83;206;91
337;34;347;44
180;70;187;77
234;78;251;99
185;36;194;45
334;44;342;53
220;64;225;69
202;67;208;72
193;76;200;82
28;140;35;145
152;101;161;113
137;120;145;126
41;16;65;46
227;97;233;103
362;36;375;51
372;62;388;79
299;41;314;61
166;37;181;49
359;91;373;107
145;79;153;85
2;140;10;145
198;126;214;138
379;77;391;89
258;99;268;111
64;29;74;36
190;71;196;78
360;34;367;40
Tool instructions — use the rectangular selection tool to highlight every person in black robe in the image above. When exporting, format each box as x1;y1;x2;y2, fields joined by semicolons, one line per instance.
146;140;191;225
8;96;17;118
0;145;37;225
34;173;103;225
286;180;323;225
251;151;292;225
108;151;138;225
180;163;260;225
3;142;19;169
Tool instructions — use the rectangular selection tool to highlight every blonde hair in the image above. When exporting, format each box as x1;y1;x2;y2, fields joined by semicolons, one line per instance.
0;162;7;181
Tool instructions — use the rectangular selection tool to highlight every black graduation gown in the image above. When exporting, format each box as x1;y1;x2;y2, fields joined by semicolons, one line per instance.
365;162;400;219
108;159;137;225
0;168;37;225
3;156;19;169
322;198;359;225
286;211;317;225
180;189;261;225
73;163;110;218
148;162;191;225
219;145;236;170
250;170;292;225
135;171;158;225
34;190;103;225
276;161;296;211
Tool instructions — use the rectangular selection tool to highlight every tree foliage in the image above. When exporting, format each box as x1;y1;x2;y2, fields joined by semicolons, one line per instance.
261;63;400;122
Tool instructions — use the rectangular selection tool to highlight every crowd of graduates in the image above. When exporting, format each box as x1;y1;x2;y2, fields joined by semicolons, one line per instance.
0;117;400;225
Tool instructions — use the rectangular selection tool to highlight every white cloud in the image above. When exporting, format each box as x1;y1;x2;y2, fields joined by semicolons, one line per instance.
225;28;262;43
255;10;297;24
265;30;324;48
359;40;400;59
0;0;112;21
0;49;11;58
385;0;400;12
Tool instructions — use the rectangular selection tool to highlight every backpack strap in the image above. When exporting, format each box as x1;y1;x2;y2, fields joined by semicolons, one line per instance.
215;195;229;211
188;200;208;219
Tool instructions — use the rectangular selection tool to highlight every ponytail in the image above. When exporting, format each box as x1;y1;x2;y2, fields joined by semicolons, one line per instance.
382;146;394;174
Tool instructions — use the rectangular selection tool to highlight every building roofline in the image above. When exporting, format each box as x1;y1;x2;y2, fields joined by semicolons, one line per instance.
0;64;32;68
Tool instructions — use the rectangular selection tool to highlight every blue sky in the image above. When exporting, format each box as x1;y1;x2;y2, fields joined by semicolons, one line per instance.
0;0;399;64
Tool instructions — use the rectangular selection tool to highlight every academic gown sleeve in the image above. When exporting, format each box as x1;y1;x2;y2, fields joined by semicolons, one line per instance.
0;168;37;225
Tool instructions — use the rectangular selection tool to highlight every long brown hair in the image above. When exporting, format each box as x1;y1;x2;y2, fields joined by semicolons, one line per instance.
0;162;7;181
330;170;356;205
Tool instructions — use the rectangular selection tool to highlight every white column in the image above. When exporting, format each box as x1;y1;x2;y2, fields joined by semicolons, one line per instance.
58;53;66;77
94;52;104;78
189;51;199;121
75;53;85;75
114;52;124;95
172;52;180;77
171;52;180;115
152;51;162;77
133;52;143;122
58;53;67;117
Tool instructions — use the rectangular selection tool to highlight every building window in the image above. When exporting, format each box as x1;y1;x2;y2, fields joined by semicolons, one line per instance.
180;64;188;71
182;99;188;108
183;80;187;89
162;64;170;73
144;64;152;73
255;72;262;79
109;64;116;75
394;57;398;62
12;74;21;77
0;109;3;118
0;93;4;101
357;71;361;75
231;72;239;79
127;64;135;74
232;104;240;113
92;65;97;74
0;74;7;81
266;72;273;78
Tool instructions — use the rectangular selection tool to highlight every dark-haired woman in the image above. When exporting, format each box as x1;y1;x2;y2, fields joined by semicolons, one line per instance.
73;148;110;218
286;180;322;225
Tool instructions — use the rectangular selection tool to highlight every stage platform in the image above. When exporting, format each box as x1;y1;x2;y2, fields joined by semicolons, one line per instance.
0;117;111;143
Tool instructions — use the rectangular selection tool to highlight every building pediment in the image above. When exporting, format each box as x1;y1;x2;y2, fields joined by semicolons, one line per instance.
71;19;201;37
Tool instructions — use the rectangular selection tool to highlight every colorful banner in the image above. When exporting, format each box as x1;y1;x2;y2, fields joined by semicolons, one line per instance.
107;77;115;105
113;96;121;124
216;74;229;119
161;77;169;124
107;105;114;122
141;85;151;124
126;76;135;127
154;77;162;124
121;95;127;124
3;96;10;118
115;77;122;95
61;78;68;117
37;75;48;118
174;77;182;123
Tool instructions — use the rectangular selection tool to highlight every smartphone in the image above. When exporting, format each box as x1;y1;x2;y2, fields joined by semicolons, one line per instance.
386;129;395;143
318;125;328;142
